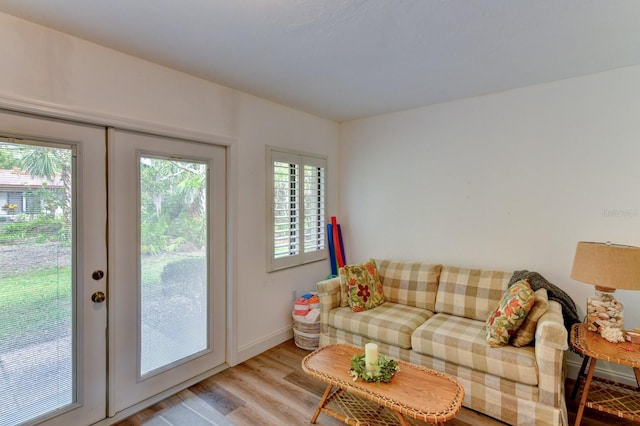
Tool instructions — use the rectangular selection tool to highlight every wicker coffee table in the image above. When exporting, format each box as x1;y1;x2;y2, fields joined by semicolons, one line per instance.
302;344;463;425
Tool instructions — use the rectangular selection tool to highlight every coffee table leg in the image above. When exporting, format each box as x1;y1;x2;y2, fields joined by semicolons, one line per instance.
310;384;333;424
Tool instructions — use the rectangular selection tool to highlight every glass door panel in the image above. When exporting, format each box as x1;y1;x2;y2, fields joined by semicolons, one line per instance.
139;156;208;375
0;140;73;426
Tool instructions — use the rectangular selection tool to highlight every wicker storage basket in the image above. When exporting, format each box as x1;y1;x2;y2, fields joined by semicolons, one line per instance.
293;329;320;351
292;312;321;334
292;311;320;350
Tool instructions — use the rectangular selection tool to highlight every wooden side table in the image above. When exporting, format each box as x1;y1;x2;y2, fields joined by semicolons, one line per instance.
570;323;640;425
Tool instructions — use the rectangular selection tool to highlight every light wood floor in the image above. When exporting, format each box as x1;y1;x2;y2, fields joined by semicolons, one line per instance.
113;340;631;426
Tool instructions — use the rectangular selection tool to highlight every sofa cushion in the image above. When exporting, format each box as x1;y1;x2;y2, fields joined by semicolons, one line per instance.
435;266;512;321
512;288;548;347
328;302;433;349
486;279;536;347
411;313;538;385
376;260;442;311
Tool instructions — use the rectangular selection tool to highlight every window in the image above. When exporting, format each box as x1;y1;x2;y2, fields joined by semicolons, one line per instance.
267;147;327;271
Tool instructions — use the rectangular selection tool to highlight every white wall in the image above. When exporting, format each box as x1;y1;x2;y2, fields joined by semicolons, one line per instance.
233;93;339;361
0;14;235;138
340;65;640;382
0;12;339;364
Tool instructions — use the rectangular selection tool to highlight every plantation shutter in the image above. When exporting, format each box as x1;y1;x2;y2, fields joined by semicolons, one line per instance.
273;156;300;261
269;148;326;271
302;158;325;261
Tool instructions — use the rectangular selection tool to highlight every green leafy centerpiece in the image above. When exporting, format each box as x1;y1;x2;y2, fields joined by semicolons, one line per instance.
350;343;399;383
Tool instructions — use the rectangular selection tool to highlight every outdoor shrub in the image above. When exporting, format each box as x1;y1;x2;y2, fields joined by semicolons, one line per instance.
0;217;67;243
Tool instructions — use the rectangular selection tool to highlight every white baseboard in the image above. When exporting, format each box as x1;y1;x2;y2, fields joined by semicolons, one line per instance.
566;356;637;386
233;326;294;366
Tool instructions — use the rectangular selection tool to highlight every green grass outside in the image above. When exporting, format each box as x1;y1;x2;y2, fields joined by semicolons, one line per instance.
0;267;72;351
0;253;195;353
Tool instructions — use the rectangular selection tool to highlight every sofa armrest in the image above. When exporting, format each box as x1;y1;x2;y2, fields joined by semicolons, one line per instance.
536;300;569;351
535;300;568;408
316;276;341;335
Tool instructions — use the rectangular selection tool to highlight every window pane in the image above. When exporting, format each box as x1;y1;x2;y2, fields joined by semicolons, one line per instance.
303;165;325;253
139;156;208;376
273;161;299;258
0;140;74;425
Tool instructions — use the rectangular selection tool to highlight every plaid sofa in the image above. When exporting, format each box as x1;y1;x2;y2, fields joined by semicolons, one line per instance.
316;260;568;426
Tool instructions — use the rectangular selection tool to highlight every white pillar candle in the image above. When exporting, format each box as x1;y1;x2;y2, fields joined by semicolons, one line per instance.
364;343;379;373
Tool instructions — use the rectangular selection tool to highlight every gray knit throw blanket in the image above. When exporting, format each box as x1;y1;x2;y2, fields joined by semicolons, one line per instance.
509;270;581;352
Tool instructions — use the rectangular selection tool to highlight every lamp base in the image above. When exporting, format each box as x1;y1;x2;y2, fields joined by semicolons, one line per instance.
585;290;623;334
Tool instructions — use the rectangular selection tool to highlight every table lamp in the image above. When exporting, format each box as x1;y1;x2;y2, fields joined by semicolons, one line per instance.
571;241;640;335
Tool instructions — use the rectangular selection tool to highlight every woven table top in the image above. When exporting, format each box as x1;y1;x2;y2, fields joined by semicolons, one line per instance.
302;344;464;424
571;324;640;368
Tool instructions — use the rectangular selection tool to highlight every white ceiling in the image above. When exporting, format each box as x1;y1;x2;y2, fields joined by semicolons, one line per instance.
1;1;639;122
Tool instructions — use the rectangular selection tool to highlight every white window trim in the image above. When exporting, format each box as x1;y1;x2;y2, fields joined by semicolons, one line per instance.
266;146;327;272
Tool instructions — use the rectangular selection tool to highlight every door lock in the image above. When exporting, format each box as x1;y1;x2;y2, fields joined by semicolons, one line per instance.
91;291;106;303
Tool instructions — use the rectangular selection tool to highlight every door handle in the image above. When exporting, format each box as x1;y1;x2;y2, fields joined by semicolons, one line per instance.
91;291;106;303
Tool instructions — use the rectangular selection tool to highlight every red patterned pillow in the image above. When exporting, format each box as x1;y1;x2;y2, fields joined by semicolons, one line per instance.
339;259;385;312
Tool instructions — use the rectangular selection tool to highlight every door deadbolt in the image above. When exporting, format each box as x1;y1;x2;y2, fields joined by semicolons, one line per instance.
91;291;106;303
92;270;105;280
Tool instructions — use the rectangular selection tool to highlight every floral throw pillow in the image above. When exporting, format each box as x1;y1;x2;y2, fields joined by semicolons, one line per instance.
486;279;535;347
339;259;385;312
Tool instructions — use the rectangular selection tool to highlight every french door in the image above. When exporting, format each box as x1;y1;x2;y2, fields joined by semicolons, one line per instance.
107;129;227;416
0;112;227;425
0;110;107;426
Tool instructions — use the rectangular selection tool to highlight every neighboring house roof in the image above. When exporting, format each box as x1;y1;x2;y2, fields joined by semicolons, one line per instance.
0;169;64;190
